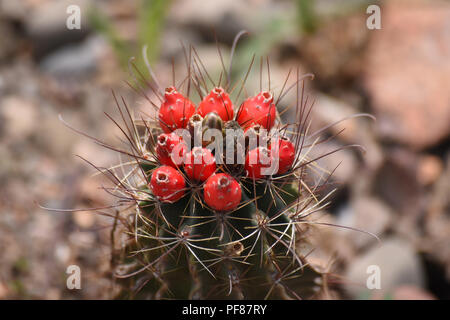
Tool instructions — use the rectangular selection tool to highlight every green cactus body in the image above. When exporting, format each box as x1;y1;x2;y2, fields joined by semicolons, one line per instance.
101;35;349;300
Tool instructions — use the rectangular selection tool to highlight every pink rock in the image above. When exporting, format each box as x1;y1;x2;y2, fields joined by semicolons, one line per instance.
364;1;450;149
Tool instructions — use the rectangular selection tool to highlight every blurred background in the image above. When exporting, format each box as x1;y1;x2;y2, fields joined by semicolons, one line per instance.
0;0;449;299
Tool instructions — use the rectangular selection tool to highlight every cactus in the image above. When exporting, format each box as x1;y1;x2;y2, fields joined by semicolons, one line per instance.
75;33;372;300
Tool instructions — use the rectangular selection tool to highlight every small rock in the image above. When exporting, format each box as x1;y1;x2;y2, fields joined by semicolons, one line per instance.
300;13;369;84
424;155;450;277
72;138;116;169
40;36;105;78
73;211;96;229
374;148;422;216
0;96;38;141
312;94;383;171
169;0;252;43
345;237;425;298
45;287;61;300
160;27;202;59
0;281;8;299
313;94;359;143
307;141;358;186
304;213;356;265
79;176;114;206
417;155;443;186
392;285;436;300
54;244;71;264
69;231;96;249
0;20;18;62
33;115;77;157
338;196;391;249
0;0;29;20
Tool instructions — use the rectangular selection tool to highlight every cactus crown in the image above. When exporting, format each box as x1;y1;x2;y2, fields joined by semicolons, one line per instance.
65;32;372;300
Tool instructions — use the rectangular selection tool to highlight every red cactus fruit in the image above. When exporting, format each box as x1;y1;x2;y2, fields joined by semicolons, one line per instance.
198;87;234;121
245;146;273;179
156;132;187;167
184;147;216;182
203;173;241;211
149;166;185;203
271;136;295;175
236;91;276;130
159;86;196;133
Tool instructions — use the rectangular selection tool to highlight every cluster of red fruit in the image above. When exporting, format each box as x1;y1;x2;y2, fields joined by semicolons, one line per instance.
149;86;296;212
